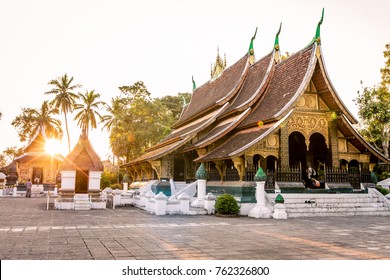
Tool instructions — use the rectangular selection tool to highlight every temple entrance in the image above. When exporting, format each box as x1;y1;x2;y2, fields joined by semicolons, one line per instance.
289;132;307;170
173;158;185;181
308;133;328;171
32;167;43;184
75;170;89;193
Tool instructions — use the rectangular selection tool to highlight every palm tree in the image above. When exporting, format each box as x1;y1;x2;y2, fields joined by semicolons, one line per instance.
45;73;81;153
74;90;104;137
11;100;63;142
100;96;124;132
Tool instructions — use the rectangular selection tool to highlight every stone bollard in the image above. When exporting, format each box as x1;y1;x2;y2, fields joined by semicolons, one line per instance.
139;191;147;207
248;167;272;219
178;193;190;214
13;186;18;197
123;182;128;194
273;203;287;219
155;192;167;215
191;163;208;208
145;190;155;212
204;193;216;214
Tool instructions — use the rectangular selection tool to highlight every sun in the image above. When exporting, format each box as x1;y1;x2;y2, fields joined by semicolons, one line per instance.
45;138;62;156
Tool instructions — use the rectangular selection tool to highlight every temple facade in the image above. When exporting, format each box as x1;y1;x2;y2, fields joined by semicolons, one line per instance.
14;126;63;186
123;16;390;192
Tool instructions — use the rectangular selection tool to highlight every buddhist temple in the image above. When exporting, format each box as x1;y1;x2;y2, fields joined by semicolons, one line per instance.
123;12;390;195
13;126;64;188
55;129;105;210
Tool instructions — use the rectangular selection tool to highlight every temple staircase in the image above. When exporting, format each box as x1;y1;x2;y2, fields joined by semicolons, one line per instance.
272;190;390;217
74;194;91;211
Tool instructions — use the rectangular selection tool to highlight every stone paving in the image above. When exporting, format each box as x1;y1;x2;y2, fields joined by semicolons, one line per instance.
1;197;390;260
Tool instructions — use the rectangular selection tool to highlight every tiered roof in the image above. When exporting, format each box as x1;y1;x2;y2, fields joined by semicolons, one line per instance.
125;12;390;167
61;129;103;171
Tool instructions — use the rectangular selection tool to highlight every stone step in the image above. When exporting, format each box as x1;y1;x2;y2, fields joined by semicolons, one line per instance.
189;207;207;215
286;205;390;213
287;210;390;218
285;202;387;208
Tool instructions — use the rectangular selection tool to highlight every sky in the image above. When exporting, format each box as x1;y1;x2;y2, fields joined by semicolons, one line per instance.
0;0;389;161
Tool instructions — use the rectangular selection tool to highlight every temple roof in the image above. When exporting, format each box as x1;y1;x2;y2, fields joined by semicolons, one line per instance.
124;20;390;167
195;111;293;162
61;130;103;171
337;115;390;163
14;126;64;163
174;54;249;127
239;44;316;128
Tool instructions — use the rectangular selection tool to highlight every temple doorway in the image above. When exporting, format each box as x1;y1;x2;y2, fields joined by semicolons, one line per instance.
289;132;307;170
173;157;185;181
308;133;328;170
32;167;43;184
75;170;89;193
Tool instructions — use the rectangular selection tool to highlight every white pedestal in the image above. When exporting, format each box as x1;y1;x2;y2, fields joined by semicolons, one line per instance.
191;179;206;208
248;181;272;218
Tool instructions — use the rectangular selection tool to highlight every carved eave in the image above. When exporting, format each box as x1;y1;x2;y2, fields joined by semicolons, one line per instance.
317;48;358;124
338;115;390;164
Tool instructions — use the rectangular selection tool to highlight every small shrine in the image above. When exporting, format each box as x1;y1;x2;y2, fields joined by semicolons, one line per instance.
14;126;64;194
55;129;105;210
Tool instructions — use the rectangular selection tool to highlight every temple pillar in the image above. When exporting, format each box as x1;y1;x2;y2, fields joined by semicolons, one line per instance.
149;160;162;181
214;160;226;181
232;157;245;181
279;126;289;170
329;119;339;169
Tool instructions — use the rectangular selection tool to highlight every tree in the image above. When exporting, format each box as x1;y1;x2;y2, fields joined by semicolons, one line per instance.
0;147;23;166
45;73;81;153
11;100;63;142
74;90;104;137
105;81;187;162
355;43;390;158
157;92;192;120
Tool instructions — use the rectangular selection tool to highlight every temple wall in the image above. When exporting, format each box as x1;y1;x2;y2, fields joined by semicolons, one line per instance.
16;158;60;184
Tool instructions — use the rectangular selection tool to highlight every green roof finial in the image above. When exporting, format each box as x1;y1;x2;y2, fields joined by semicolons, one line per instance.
275;193;285;204
274;23;282;51
195;163;208;180
248;27;258;55
315;8;325;43
254;167;267;181
192;75;196;91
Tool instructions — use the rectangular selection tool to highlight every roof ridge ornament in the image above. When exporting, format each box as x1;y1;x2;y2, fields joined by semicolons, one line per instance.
315;8;325;44
274;23;282;63
248;27;258;64
211;47;227;79
192;75;196;91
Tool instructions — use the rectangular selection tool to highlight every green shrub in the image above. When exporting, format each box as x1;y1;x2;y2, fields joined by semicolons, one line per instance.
215;193;240;215
376;186;390;196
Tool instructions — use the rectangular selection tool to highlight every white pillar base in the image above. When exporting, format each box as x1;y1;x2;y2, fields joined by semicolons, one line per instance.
273;204;287;219
248;205;272;218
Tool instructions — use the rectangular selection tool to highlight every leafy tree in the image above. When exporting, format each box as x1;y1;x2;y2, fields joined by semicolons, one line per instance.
45;73;82;153
355;43;390;158
0;146;23;167
11;100;63;142
105;81;189;162
74;90;104;137
157;92;192;120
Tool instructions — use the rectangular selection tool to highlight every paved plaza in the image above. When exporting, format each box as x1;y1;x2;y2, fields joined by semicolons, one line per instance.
1;197;390;260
